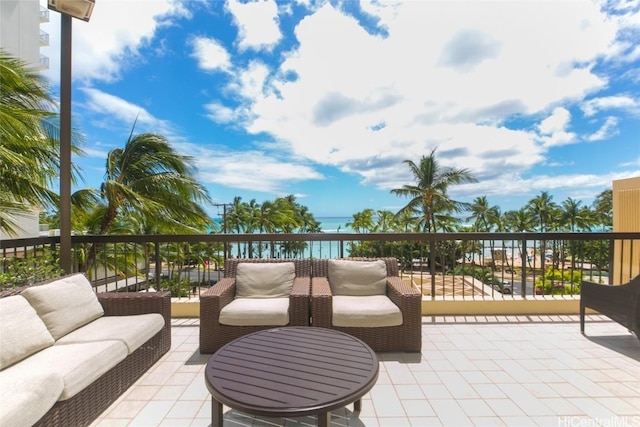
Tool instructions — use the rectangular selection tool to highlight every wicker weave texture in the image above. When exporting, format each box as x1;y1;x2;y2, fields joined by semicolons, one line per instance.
199;259;312;354
580;275;640;338
1;274;171;427
310;258;422;352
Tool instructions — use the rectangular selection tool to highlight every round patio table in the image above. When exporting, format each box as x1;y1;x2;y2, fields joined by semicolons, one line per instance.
204;326;379;427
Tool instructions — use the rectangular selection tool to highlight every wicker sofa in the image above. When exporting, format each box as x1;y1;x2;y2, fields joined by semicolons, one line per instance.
580;275;640;338
199;258;311;354
311;257;422;352
0;273;171;427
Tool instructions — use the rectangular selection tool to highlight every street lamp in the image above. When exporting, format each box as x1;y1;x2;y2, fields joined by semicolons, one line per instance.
47;0;95;274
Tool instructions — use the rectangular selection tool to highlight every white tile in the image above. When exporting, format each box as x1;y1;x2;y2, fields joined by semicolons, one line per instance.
89;318;640;427
370;384;405;417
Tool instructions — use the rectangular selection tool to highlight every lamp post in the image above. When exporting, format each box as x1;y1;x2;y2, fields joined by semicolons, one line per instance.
47;0;95;274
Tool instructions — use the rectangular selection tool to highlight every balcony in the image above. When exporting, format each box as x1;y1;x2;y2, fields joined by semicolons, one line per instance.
2;232;639;425
39;29;49;46
39;6;50;22
86;316;640;426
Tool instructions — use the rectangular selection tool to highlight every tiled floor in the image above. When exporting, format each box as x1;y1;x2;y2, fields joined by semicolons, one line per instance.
92;316;640;427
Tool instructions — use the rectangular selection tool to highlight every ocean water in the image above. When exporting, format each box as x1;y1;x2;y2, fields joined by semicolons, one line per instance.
317;217;352;233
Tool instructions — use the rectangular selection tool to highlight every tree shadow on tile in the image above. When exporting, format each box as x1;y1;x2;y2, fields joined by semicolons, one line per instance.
220;406;366;426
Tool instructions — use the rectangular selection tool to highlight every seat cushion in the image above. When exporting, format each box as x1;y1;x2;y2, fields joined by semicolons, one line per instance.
328;259;387;296
332;295;403;327
235;262;295;298
6;340;128;400
55;313;165;354
0;369;64;427
21;274;104;340
0;295;54;369
219;297;290;326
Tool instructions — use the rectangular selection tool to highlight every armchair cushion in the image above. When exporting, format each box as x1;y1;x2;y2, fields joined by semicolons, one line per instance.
235;262;295;298
332;295;403;327
328;259;387;296
219;297;290;326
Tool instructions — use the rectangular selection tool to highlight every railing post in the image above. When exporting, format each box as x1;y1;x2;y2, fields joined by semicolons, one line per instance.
521;238;528;297
608;237;615;285
155;242;162;289
429;238;436;299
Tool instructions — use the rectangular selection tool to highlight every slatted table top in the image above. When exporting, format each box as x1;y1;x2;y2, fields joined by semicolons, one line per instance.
204;327;379;418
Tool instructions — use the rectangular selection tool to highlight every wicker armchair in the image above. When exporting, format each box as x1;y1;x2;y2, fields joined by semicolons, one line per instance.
580;275;640;338
199;258;311;354
311;257;422;352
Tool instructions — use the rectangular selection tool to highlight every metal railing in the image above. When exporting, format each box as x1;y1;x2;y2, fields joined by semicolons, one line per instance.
2;232;639;300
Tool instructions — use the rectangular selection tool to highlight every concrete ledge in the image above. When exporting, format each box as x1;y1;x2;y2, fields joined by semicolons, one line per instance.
171;298;200;318
422;296;585;315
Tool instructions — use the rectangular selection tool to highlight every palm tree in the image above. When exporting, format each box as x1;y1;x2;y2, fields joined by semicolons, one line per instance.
375;210;397;232
467;196;495;231
505;208;536;270
0;50;62;235
592;189;612;230
527;191;560;272
85;128;212;270
527;191;559;232
347;209;375;233
391;148;477;232
97;129;212;234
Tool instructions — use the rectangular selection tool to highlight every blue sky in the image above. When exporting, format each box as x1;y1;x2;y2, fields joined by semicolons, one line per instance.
40;0;640;219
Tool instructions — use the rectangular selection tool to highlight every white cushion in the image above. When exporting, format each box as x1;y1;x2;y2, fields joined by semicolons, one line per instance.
235;262;295;298
328;259;387;296
0;295;54;369
21;274;104;340
55;313;165;354
219;298;290;326
332;295;403;327
0;369;64;427
8;340;128;400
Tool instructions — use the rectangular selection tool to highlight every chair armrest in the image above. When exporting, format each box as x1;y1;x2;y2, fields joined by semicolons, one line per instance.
290;277;311;325
199;278;236;323
387;276;421;321
581;279;640;336
311;277;333;327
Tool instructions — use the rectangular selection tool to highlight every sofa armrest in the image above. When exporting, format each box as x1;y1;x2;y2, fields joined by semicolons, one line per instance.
311;277;333;327
98;291;171;354
98;291;170;321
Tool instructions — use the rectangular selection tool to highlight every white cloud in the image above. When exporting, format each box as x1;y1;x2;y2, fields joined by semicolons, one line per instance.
586;116;619;141
537;107;577;147
581;95;639;116
190;37;232;72
538;107;572;135
188;146;324;193
40;0;188;84
79;87;176;138
209;1;624;188
225;0;282;51
204;102;239;124
619;156;640;167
